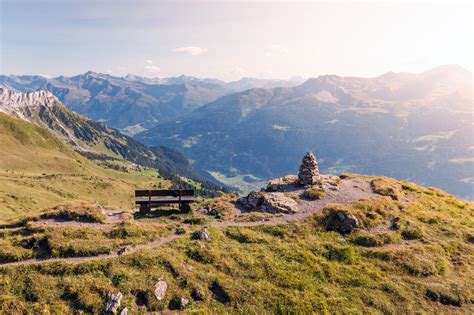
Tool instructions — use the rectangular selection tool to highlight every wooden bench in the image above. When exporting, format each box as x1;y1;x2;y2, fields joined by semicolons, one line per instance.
135;189;195;214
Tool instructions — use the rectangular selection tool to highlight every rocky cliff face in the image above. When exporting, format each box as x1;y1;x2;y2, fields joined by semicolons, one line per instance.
0;87;57;119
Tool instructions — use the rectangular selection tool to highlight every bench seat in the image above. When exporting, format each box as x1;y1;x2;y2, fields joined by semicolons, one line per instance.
134;189;195;214
135;197;194;204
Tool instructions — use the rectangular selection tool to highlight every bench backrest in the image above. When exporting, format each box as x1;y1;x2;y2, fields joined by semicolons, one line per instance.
135;189;194;198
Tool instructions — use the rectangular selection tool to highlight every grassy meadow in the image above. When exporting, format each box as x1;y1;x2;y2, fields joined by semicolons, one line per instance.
0;176;472;313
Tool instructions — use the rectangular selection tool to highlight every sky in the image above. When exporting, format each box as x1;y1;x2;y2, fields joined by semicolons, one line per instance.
0;0;472;81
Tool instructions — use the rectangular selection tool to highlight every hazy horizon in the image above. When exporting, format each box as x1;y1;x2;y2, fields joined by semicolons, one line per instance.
0;63;471;83
1;1;472;81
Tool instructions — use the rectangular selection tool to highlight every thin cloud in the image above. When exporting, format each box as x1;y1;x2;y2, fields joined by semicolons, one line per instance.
172;46;208;56
144;60;160;75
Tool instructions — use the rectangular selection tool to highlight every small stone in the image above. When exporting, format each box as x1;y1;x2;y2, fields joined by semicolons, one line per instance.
105;291;123;313
175;227;186;235
119;307;128;315
193;227;211;242
180;297;190;308
117;246;128;256
191;288;205;301
154;279;168;301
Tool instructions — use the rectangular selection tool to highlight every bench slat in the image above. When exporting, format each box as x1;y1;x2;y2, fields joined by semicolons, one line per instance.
135;197;194;204
135;189;194;197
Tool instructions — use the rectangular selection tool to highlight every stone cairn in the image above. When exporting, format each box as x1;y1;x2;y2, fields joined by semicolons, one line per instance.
298;151;320;186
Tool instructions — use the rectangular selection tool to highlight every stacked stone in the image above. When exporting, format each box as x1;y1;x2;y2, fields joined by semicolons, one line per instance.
298;151;320;186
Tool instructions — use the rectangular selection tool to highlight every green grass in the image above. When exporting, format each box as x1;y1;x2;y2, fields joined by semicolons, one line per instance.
0;175;472;313
0;113;171;220
304;187;326;200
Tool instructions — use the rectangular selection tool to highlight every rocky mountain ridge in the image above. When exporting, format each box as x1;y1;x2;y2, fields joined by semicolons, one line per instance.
0;87;56;115
0;72;301;134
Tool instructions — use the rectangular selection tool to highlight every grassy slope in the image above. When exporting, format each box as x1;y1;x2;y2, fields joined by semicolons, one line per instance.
0;176;472;313
0;113;170;220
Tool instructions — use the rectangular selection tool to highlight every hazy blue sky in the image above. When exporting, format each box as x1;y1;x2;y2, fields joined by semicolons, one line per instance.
1;0;472;80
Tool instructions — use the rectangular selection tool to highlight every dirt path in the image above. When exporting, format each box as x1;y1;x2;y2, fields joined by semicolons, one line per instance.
29;209;130;230
0;177;378;268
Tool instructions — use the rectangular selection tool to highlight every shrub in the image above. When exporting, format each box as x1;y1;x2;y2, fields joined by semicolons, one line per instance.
0;240;33;263
371;178;403;200
350;231;383;247
304;187;325;200
401;224;424;240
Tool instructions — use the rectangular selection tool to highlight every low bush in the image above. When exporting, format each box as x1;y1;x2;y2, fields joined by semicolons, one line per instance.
304;187;325;200
400;224;424;240
350;231;383;247
371;178;403;200
0;240;33;263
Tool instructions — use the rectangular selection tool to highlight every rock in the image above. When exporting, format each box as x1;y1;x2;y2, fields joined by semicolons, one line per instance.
266;175;298;192
390;217;401;230
298;152;320;186
323;209;362;234
261;193;299;214
117;246;128;256
191;288;205;301
193;227;211;242
175;227;186;235
105;291;123;313
154;279;168;301
119;307;128;315
180;297;190;308
238;191;264;209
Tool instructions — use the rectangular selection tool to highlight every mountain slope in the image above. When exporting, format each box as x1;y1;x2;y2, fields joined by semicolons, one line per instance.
0;173;472;313
0;111;167;219
0;88;225;217
137;65;474;198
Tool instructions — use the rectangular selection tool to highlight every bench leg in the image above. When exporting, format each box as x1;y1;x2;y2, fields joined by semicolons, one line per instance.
179;203;191;213
139;204;150;215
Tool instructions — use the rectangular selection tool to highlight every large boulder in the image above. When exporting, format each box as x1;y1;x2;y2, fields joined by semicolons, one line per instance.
238;191;264;209
261;193;299;214
105;291;123;314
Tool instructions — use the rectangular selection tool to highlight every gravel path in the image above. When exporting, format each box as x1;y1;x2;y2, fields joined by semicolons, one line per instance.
0;177;378;268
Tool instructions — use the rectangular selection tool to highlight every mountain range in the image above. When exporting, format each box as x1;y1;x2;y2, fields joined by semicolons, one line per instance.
2;65;472;199
0;87;225;211
0;73;302;135
136;65;473;198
